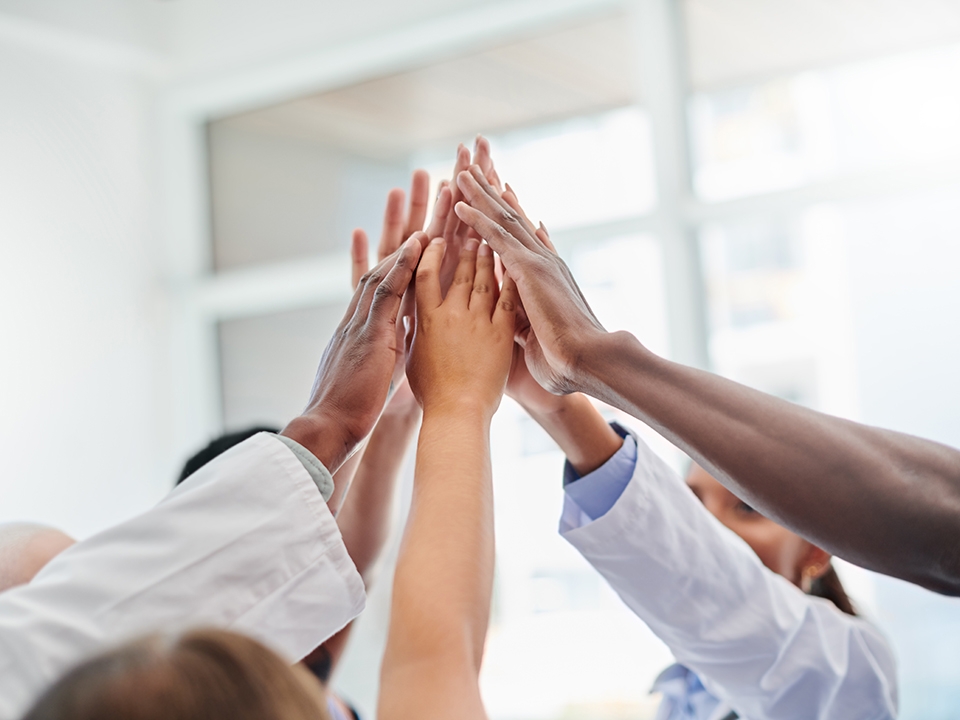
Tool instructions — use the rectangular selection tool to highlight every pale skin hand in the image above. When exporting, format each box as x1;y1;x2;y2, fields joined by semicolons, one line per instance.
457;162;960;596
378;237;517;720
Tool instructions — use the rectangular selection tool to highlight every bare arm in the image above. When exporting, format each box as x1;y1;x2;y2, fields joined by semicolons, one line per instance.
456;163;960;596
506;345;621;477
378;238;517;720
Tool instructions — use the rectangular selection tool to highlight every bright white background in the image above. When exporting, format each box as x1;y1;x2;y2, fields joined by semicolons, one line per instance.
2;1;960;718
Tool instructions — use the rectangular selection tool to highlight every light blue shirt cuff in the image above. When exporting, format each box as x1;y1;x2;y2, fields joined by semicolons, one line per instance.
562;422;637;522
272;434;335;502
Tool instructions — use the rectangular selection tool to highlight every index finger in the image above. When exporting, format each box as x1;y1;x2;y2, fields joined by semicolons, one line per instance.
367;236;426;325
494;272;519;329
460;165;540;241
443;144;472;241
473;135;502;193
405;169;430;238
454;200;537;260
415;237;446;312
351;228;370;290
379;188;407;259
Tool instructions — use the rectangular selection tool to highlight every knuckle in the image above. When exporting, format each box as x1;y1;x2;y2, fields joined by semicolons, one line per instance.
374;282;399;303
499;298;516;312
497;207;519;226
363;269;384;285
472;283;490;294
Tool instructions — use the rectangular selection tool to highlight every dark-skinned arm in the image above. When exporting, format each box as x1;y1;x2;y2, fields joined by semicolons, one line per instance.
456;162;960;596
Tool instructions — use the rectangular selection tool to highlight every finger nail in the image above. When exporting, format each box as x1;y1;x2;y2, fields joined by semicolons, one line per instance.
465;238;480;252
431;237;445;245
478;243;492;257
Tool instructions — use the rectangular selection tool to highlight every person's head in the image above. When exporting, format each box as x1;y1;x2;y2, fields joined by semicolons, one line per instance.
685;463;855;615
177;426;279;486
22;628;331;720
0;523;75;593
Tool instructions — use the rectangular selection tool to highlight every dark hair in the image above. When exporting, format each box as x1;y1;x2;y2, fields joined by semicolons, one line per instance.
809;564;857;616
22;629;330;720
177;426;280;485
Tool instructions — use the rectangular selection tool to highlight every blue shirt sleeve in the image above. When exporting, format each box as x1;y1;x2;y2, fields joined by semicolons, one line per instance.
562;422;638;522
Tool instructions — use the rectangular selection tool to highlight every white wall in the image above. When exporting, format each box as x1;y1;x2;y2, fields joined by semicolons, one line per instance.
0;38;170;539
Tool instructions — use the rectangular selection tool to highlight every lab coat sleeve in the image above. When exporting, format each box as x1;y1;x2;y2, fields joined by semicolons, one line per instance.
560;431;898;720
0;432;365;719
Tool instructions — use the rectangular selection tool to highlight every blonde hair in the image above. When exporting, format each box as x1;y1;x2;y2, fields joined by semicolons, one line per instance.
22;629;331;720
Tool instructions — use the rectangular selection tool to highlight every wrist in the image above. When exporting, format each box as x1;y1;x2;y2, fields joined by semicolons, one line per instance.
529;393;622;476
281;413;354;474
576;330;648;399
421;396;496;427
518;390;577;420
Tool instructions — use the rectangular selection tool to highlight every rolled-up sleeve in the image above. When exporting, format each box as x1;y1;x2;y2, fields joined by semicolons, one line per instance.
559;429;898;720
0;432;365;719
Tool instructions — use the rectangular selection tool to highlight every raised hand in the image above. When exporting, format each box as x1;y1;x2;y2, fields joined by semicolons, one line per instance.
455;165;607;395
282;237;424;473
406;237;517;418
351;169;430;288
419;138;502;298
351;172;433;414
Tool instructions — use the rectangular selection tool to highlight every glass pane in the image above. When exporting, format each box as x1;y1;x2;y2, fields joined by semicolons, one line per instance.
218;304;344;429
482;234;678;720
208;123;410;271
699;184;960;718
690;42;960;201
416;107;657;232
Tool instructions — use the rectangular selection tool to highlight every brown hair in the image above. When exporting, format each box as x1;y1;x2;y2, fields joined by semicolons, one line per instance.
22;629;331;720
809;564;857;616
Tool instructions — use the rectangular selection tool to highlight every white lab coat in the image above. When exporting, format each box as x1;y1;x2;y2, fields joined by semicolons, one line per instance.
560;431;898;720
0;432;365;719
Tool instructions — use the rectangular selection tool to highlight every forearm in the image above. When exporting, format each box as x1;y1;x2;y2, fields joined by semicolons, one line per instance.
384;408;494;673
584;331;960;593
327;444;365;516
523;393;622;476
337;407;420;580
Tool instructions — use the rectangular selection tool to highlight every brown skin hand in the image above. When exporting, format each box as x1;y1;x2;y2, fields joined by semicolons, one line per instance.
456;160;960;597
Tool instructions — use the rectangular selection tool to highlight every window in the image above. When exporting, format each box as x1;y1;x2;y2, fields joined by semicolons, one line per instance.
198;8;960;719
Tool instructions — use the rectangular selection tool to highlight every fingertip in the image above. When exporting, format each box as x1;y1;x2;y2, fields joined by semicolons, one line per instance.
435;186;452;213
404;233;426;254
478;242;492;257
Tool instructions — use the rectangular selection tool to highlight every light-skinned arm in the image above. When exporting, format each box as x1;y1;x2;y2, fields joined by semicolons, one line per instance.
456;162;960;596
313;177;429;674
378;237;517;720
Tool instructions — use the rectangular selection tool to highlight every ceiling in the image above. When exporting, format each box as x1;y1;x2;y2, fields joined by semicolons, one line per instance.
214;12;638;159
685;0;960;89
